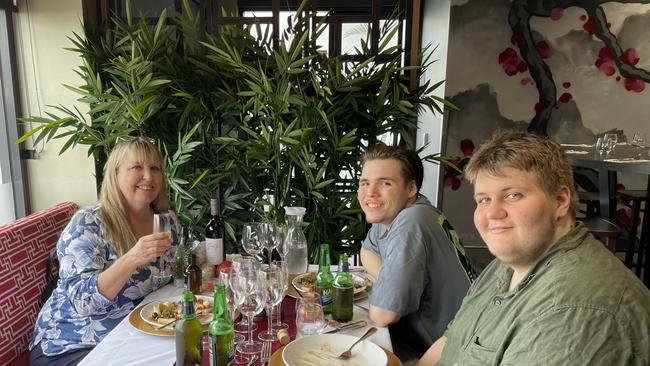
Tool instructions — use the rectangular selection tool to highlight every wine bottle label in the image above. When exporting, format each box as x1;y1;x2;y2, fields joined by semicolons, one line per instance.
205;238;224;265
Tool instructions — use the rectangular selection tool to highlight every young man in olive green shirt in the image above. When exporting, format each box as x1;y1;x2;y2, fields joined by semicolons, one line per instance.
418;132;650;366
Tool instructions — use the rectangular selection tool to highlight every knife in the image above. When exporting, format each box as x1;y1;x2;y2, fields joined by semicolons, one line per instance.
324;320;367;333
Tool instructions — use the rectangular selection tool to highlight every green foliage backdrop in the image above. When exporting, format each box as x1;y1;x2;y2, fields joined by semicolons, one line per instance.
19;0;454;261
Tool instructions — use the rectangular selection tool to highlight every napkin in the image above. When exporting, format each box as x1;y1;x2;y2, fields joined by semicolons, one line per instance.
564;150;590;154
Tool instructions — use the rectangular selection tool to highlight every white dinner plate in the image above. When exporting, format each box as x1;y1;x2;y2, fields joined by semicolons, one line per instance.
292;272;370;295
139;295;213;328
282;333;388;366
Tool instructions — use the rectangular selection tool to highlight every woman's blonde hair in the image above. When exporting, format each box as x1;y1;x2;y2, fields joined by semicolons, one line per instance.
99;138;169;257
464;131;578;218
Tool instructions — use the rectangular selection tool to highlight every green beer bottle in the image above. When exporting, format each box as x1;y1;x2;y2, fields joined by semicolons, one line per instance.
332;253;354;322
208;284;235;366
175;290;204;366
315;244;334;314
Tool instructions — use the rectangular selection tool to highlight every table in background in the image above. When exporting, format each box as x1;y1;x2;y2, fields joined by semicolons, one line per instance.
564;144;650;220
77;267;390;366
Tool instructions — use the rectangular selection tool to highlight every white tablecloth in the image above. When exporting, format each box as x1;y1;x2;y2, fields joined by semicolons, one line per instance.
78;266;390;366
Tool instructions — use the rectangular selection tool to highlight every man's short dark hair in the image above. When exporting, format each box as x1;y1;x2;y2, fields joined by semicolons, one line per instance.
361;145;424;193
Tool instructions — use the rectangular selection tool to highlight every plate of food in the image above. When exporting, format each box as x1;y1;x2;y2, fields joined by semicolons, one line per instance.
139;295;213;327
292;272;371;297
282;333;387;366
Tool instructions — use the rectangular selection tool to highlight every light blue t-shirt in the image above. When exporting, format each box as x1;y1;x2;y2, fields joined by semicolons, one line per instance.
363;196;471;355
29;204;178;356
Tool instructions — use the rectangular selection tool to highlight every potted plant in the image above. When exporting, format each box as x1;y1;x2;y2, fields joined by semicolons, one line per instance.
18;0;455;261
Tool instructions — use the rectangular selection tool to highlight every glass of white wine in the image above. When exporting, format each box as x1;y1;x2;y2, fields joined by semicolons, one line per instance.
152;212;174;289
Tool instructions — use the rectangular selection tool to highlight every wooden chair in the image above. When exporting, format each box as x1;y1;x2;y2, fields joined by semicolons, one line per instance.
619;190;649;275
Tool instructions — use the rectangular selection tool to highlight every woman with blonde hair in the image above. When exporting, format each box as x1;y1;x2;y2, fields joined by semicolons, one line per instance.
29;137;178;366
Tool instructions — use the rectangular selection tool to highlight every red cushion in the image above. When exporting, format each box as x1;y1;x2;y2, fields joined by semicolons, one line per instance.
0;202;78;365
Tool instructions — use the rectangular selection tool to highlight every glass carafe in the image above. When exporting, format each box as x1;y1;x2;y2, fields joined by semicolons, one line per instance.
284;207;308;274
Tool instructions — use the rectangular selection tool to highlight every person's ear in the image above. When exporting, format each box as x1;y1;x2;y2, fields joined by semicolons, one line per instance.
407;180;417;199
554;186;571;219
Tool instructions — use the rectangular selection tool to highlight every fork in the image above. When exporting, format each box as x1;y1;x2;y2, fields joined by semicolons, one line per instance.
338;326;377;359
260;340;272;365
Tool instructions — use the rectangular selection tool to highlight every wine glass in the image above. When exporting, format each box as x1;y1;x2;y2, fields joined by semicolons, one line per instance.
152;212;175;289
633;132;646;146
295;292;327;338
604;133;618;155
219;267;246;344
271;260;290;331
242;223;264;259
258;264;285;341
232;269;266;355
231;256;259;333
259;222;280;266
275;224;288;261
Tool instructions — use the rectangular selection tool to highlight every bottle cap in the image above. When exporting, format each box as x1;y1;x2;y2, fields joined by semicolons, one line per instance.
284;206;306;216
277;329;290;345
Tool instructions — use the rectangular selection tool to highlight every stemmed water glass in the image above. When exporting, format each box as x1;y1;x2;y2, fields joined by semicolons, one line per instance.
231;256;259;333
271;260;289;331
152;212;175;289
242;223;264;260
219;267;246;344
258;264;285;341
232;269;266;355
259;222;281;266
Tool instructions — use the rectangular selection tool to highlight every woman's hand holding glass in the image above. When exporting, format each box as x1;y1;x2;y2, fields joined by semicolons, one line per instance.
152;212;175;288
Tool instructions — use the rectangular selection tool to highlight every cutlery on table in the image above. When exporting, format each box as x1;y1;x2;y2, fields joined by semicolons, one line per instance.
338;326;377;360
324;320;367;333
154;319;178;330
245;354;258;366
261;340;272;365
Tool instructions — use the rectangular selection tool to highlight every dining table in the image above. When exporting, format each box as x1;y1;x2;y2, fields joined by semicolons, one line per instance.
76;264;398;366
562;142;650;220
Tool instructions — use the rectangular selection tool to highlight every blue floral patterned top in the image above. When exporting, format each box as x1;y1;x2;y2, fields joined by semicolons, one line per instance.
29;204;179;356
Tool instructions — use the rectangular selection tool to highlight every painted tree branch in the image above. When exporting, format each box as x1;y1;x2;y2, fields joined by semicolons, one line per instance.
588;6;650;81
508;0;650;136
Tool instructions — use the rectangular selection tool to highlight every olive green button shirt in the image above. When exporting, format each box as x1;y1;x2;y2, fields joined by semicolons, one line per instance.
438;223;650;366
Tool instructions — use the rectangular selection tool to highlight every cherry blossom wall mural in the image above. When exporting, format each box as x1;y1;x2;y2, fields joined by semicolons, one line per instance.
440;0;650;246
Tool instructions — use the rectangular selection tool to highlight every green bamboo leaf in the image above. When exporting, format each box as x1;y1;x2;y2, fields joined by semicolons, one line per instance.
313;179;335;190
191;169;210;189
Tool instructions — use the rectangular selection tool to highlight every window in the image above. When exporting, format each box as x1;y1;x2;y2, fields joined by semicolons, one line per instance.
0;0;27;224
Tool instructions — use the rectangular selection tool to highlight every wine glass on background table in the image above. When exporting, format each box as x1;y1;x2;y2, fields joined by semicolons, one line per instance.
603;133;618;155
232;269;266;355
152;212;175;288
258;264;285;341
219;267;246;344
241;223;264;261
